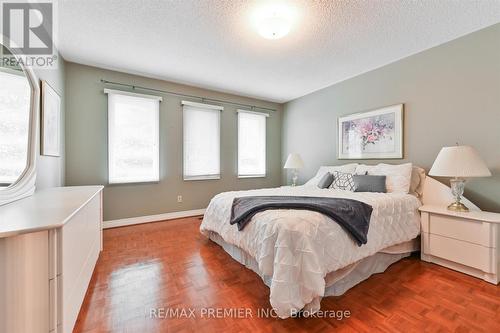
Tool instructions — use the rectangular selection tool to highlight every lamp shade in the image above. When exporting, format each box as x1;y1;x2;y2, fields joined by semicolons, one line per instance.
429;145;491;178
284;153;304;169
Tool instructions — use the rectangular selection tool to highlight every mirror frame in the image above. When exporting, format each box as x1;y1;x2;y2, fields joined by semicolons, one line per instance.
0;35;40;206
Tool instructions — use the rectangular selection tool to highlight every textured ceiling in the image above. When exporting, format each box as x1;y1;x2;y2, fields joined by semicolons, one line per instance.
57;0;500;103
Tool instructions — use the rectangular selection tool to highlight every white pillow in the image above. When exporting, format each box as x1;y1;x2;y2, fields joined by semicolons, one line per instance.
304;163;358;187
409;166;426;198
356;163;413;194
354;164;375;175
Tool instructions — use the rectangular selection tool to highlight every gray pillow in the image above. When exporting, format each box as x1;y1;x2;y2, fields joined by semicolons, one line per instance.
317;172;334;189
353;175;387;193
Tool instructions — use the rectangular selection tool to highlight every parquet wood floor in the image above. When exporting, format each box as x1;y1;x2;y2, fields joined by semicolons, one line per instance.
74;217;500;333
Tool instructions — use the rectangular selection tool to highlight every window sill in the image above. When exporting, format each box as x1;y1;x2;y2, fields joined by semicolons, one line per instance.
108;180;160;186
183;175;221;181
238;175;266;179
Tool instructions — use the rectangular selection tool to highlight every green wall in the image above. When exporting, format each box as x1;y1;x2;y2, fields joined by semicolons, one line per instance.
283;23;500;212
65;63;282;220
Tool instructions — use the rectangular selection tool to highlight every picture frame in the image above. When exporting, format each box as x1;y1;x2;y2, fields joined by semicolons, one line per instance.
338;104;404;159
41;80;61;157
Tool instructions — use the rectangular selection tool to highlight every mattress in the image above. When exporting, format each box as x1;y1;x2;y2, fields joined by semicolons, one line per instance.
200;186;422;318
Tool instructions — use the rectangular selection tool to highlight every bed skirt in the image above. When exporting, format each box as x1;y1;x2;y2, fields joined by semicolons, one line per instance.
208;231;419;298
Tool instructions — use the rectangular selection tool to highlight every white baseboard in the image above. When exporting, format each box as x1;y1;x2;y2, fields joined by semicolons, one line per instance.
103;208;206;229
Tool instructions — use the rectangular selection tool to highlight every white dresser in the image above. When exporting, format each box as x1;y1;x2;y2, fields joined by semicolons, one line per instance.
0;186;103;333
420;205;500;284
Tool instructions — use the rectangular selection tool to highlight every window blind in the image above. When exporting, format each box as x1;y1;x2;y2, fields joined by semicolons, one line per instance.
182;101;222;180
106;90;161;184
238;110;268;177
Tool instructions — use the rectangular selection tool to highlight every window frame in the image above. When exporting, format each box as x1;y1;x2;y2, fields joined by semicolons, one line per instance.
182;100;223;181
237;109;268;178
105;89;162;185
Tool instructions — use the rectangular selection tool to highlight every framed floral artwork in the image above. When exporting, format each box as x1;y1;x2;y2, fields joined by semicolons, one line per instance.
338;104;404;159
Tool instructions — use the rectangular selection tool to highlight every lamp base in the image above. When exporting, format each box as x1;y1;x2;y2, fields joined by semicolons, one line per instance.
448;178;469;212
291;169;298;187
447;201;469;212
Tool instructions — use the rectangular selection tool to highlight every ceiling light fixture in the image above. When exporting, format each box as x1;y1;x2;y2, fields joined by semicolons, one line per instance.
252;2;296;40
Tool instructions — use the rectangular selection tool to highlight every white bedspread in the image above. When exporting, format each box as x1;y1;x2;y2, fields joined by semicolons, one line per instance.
200;186;421;318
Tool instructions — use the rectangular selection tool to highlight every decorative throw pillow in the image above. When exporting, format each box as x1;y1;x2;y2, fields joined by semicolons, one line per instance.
330;171;355;191
317;172;334;189
353;175;387;193
304;163;358;187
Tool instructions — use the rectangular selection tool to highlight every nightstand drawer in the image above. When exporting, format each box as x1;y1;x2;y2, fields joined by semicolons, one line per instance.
428;214;494;247
427;234;494;273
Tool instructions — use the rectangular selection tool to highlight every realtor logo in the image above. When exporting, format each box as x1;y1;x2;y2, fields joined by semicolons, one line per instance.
2;1;53;55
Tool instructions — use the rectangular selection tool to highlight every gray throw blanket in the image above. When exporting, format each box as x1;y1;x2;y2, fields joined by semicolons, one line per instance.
230;196;373;246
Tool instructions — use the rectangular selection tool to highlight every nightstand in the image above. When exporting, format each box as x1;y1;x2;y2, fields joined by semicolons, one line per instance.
419;205;500;284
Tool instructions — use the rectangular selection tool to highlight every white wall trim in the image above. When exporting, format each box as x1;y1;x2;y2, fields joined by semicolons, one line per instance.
103;208;205;229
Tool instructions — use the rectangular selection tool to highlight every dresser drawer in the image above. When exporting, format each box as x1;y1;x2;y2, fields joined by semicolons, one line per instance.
428;214;494;247
427;234;494;273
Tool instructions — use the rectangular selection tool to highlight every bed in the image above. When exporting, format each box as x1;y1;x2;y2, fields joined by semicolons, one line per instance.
199;164;479;318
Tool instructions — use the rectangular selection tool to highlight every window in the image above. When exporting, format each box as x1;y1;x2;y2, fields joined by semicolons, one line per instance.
106;89;161;184
238;110;268;177
182;101;222;180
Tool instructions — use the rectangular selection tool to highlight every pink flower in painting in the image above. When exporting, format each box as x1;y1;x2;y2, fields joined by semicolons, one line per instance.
344;115;394;151
359;122;372;135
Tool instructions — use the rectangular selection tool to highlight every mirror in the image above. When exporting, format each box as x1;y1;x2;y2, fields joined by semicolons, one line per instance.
0;37;39;205
0;49;31;188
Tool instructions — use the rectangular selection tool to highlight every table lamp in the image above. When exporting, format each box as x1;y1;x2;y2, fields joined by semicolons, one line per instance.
429;145;491;212
284;153;304;186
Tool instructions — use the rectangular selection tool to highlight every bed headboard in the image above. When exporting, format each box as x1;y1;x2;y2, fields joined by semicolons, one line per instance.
421;176;480;211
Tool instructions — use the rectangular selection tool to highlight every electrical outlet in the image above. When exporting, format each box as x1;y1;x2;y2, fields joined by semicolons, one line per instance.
177;195;183;203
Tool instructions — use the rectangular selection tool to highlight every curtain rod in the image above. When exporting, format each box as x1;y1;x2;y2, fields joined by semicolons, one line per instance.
100;79;277;112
